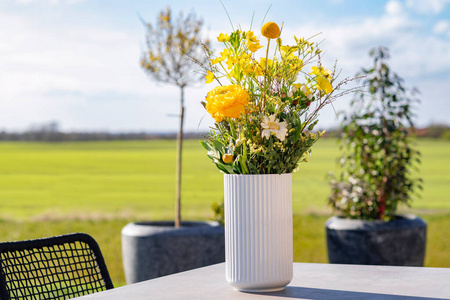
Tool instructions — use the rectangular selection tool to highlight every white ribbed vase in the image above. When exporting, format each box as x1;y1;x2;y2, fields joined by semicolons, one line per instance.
224;173;293;292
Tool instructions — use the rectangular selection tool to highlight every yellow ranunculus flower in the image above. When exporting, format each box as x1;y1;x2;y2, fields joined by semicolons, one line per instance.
261;22;281;39
205;71;214;84
316;75;333;94
205;85;249;122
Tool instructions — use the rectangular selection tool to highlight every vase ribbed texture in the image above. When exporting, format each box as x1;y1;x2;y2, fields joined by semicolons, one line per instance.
224;173;293;292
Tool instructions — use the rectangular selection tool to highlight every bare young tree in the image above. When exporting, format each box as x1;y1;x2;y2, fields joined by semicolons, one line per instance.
140;7;210;227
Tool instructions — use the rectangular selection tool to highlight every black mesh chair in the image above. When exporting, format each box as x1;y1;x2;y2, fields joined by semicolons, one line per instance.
0;233;113;300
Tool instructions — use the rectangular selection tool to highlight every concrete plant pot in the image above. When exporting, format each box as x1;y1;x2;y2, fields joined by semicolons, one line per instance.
325;214;427;266
121;221;225;284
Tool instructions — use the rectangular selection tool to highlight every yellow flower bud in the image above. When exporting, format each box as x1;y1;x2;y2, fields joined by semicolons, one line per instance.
261;22;281;39
222;154;234;164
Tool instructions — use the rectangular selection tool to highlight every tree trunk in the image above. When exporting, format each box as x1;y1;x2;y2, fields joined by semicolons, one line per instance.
175;87;184;228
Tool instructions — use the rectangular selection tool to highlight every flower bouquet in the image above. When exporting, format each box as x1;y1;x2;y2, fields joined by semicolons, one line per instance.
201;21;356;174
200;21;357;292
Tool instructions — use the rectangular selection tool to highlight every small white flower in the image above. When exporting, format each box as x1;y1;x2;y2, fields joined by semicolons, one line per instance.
261;115;288;141
287;91;293;97
307;93;313;100
291;85;297;93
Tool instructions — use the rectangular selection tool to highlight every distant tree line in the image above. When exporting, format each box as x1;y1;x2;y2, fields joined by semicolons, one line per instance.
325;123;450;140
0;122;204;142
0;122;447;142
0;130;205;142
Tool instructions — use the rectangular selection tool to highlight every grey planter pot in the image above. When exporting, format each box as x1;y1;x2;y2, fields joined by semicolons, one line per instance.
325;214;427;266
121;221;225;284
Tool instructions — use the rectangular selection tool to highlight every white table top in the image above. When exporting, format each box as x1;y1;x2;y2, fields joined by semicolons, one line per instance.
77;263;450;299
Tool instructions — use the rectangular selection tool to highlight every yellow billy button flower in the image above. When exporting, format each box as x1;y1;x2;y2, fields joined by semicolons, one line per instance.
205;71;214;84
222;154;234;164
205;85;249;122
261;22;281;39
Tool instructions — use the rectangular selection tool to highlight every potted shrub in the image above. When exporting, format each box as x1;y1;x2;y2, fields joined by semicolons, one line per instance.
326;47;426;266
121;8;224;284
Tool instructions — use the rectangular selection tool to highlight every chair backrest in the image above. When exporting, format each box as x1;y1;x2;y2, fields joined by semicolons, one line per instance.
0;233;113;300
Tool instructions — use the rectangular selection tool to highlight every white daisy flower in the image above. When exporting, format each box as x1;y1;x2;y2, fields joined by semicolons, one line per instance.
261;115;289;141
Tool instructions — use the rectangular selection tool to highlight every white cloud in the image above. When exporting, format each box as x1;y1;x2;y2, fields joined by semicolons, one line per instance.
433;20;450;36
0;12;151;97
386;1;404;15
0;10;170;132
275;1;450;129
406;0;450;14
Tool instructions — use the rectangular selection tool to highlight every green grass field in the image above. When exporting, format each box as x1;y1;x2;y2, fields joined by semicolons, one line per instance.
0;138;449;286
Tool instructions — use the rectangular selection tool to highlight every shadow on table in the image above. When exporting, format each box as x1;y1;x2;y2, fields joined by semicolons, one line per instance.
252;286;444;300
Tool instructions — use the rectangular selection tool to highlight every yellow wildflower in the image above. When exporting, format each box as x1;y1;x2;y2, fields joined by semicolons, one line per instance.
316;75;333;94
253;64;264;76
246;31;258;42
310;66;332;80
247;41;263;53
220;49;230;58
217;33;230;42
280;45;299;54
211;57;224;64
261;22;281;39
205;71;214;84
239;52;251;62
259;58;273;68
243;62;264;76
205;85;249;122
226;58;235;70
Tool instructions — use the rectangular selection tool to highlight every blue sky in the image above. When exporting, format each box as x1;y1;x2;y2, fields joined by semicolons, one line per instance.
1;0;449;133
